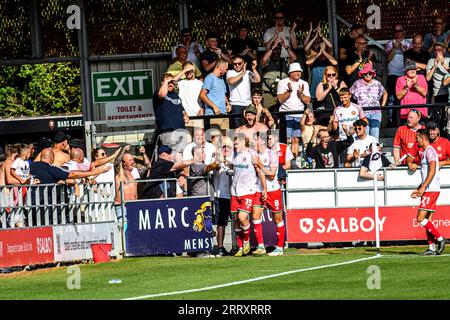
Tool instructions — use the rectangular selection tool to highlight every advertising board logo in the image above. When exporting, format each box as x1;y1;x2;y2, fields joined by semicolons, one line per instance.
193;201;214;233
299;218;314;234
0;241;3;258
36;237;53;254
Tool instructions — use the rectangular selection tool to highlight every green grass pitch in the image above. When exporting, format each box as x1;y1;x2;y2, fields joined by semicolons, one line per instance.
1;246;449;300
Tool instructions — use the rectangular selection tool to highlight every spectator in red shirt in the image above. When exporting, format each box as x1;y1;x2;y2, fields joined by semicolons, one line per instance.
407;121;450;170
393;109;424;165
267;131;295;177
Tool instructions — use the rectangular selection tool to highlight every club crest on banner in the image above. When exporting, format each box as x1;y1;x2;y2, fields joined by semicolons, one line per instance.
193;201;214;234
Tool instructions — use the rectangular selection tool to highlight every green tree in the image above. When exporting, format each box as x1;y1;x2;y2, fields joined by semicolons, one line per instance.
0;63;81;118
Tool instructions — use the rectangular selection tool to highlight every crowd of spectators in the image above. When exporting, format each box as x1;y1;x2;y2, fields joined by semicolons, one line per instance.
157;11;449;172
0;10;449;259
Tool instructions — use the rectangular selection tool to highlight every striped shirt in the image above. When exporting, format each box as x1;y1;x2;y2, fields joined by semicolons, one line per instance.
393;125;423;164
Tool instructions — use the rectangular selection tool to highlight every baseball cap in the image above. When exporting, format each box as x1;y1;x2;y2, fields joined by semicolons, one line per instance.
288;62;303;73
37;137;53;149
237;21;250;30
158;145;173;155
425;120;438;130
244;104;257;115
53;131;69;143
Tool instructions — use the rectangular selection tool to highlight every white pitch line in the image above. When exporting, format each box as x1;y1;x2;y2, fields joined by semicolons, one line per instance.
122;255;380;300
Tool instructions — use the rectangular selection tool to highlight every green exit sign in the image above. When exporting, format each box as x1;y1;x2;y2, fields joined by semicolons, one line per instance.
92;69;153;103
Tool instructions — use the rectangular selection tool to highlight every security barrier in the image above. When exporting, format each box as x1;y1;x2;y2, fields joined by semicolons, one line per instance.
0;182;116;229
0;182;120;268
285;167;450;243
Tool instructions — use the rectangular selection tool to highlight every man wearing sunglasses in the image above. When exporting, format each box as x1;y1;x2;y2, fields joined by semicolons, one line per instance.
306;124;353;169
171;28;204;68
385;24;412;122
226;21;258;70
345;119;379;167
263;9;298;60
226;55;260;129
423;16;449;58
277;62;311;159
407;120;450;171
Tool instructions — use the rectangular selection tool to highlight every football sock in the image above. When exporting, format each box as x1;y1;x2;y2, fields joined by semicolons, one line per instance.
242;223;251;242
420;219;442;241
235;228;243;248
426;230;435;244
253;219;264;247
276;221;285;248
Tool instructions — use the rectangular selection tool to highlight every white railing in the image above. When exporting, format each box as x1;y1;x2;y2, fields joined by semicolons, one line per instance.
286;166;450;209
0;182;115;229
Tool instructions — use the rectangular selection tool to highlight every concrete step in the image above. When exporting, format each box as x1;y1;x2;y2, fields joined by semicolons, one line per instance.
379;137;394;148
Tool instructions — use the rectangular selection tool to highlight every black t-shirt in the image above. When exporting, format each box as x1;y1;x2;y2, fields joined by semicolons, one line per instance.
315;80;343;125
361;154;392;169
141;158;177;199
404;49;431;75
153;91;185;133
199;49;219;75
344;50;379;86
339;35;354;57
226;36;258;68
30;161;70;205
30;161;70;184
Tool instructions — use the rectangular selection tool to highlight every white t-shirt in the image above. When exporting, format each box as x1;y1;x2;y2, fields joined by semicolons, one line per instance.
385;39;412;76
11;158;30;180
347;135;379;167
231;149;258;197
183;142;217;165
178;79;203;116
333;103;366;141
277;78;310;117
95;163;115;184
420;145;440;192
256;148;280;192
227;69;254;106
263;26;292;58
426;57;450;96
131;167;140;180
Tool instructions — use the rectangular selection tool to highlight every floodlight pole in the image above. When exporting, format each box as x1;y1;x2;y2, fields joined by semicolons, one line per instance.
373;172;381;256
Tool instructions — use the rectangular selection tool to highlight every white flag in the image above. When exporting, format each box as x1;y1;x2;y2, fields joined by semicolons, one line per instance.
369;142;382;173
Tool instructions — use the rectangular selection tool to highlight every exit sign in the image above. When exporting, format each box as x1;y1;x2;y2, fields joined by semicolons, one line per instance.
92;69;153;103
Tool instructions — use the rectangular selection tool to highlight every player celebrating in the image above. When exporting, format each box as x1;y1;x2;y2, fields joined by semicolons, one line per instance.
230;135;267;257
410;129;446;255
252;132;286;256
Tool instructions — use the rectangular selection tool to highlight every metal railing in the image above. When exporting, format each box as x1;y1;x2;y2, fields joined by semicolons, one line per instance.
0;182;115;229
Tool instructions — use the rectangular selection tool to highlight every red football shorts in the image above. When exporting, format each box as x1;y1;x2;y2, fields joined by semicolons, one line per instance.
419;192;440;212
264;189;283;213
252;192;264;208
231;194;255;214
